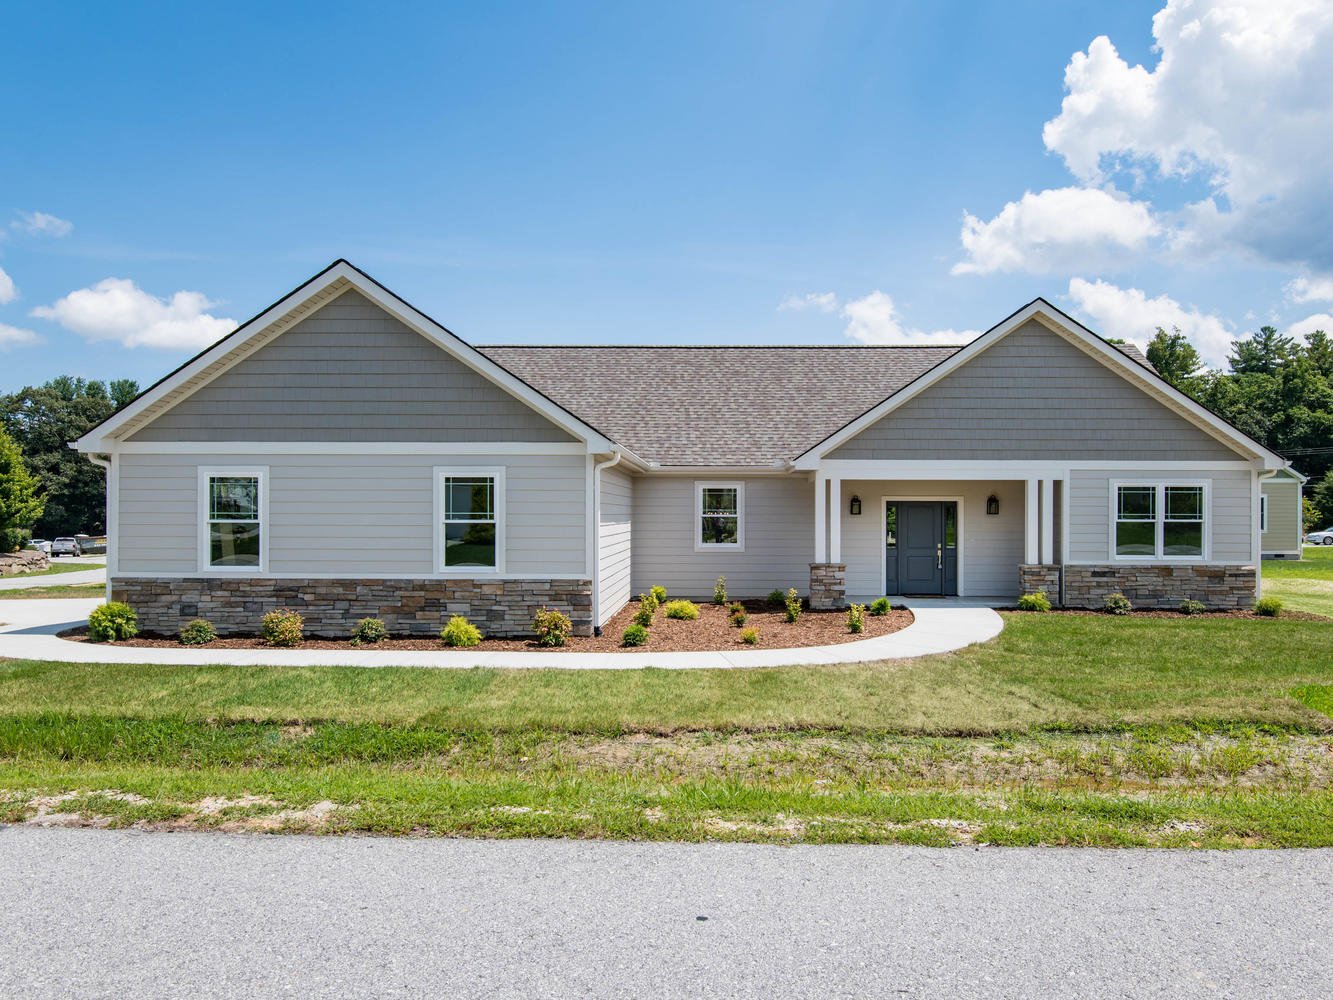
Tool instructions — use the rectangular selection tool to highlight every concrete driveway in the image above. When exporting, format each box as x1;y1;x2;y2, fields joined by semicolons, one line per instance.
1;827;1328;999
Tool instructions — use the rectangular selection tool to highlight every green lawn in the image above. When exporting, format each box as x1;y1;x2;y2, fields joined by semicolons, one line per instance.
0;583;104;600
0;613;1329;847
1262;546;1333;617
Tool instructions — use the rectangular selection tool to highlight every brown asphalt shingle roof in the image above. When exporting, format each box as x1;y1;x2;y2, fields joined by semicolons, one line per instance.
479;345;961;466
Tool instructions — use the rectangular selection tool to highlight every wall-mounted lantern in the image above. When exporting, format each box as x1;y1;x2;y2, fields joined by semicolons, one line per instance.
986;494;1000;516
849;494;862;516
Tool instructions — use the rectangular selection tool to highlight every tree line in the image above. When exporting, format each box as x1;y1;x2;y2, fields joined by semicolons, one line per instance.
1144;325;1333;528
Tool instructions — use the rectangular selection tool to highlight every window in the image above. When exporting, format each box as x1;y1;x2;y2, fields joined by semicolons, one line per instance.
885;504;897;549
1113;483;1207;559
1260;494;1268;534
695;482;744;551
436;468;504;572
199;467;265;571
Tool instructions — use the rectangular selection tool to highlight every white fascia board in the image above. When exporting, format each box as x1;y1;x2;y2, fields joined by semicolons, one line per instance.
792;300;1286;470
74;261;620;454
815;459;1255;479
102;441;592;455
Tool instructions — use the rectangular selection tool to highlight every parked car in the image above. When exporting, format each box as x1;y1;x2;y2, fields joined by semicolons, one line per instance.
25;539;52;555
1307;527;1333;546
51;537;82;557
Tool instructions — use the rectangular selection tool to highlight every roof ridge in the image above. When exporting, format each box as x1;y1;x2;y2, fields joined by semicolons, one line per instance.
477;343;967;350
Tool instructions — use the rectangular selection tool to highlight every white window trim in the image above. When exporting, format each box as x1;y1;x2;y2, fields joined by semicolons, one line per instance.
694;481;745;552
197;466;269;574
1260;494;1268;534
1109;480;1211;562
434;466;506;575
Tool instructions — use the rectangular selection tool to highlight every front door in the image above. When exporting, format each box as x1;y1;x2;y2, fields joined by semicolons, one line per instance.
885;501;958;595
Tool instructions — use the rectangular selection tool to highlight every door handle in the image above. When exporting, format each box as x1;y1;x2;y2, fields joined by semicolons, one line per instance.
936;542;942;570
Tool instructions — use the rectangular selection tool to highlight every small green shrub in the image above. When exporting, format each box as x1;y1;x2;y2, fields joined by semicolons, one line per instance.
351;617;387;645
532;607;573;647
846;603;866;634
713;576;728;604
1016;591;1052;613
650;585;668;605
869;597;892;616
633;606;654;628
261;609;304;647
784;587;802;624
440;615;483;647
638;591;659;616
663;599;700;621
1178;599;1207;616
178;618;217;646
1254;596;1283;618
766;589;785;606
740;627;759;645
621;623;649;647
727;601;748;627
87;601;138;642
1103;592;1133;616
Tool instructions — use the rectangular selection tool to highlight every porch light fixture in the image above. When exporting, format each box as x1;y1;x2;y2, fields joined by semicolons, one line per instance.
849;495;862;516
986;494;1000;516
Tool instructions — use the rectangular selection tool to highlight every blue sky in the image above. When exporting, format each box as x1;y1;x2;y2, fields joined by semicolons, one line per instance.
2;0;1330;391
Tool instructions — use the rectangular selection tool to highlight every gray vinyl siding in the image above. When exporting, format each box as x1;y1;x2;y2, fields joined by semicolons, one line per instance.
829;320;1241;461
128;290;577;443
116;452;587;577
631;476;813;598
597;467;633;625
1067;468;1254;563
1261;479;1302;554
837;480;1027;598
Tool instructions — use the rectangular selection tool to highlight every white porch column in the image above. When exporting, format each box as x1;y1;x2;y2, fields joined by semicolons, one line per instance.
814;473;827;563
1040;478;1054;564
1024;478;1039;564
829;477;842;563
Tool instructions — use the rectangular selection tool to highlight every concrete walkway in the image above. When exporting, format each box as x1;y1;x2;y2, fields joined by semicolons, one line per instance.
0;597;1003;669
0;557;105;591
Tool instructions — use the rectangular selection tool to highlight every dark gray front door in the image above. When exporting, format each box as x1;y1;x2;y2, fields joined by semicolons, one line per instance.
885;501;958;596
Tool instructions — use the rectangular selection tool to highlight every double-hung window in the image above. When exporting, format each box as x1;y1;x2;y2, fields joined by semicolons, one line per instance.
437;467;504;572
695;482;744;551
1113;483;1207;559
200;467;266;571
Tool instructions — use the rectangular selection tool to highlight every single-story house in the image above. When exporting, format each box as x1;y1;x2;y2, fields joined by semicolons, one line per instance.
1260;467;1306;559
74;260;1295;636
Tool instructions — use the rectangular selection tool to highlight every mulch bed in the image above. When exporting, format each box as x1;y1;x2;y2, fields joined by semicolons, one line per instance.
1001;607;1329;622
59;599;915;653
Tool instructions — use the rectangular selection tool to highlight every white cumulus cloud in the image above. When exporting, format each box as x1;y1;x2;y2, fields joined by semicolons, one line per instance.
1042;0;1333;272
0;323;38;349
32;277;236;350
953;187;1160;275
11;211;73;238
1286;312;1333;339
840;291;978;346
0;266;16;305
1067;277;1235;366
1286;276;1333;304
778;291;839;313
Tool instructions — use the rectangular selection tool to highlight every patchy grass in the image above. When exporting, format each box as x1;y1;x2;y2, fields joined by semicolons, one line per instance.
1;613;1330;846
6;561;104;578
0;583;103;600
1262;547;1333;617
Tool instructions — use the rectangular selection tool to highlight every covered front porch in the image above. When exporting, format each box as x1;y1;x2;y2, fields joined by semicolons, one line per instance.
807;467;1063;609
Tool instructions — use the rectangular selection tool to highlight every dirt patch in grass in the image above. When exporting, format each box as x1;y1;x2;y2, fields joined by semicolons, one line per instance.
59;600;914;653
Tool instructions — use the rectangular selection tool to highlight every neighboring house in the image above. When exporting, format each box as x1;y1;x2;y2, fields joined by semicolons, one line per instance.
74;260;1295;636
1260;467;1306;559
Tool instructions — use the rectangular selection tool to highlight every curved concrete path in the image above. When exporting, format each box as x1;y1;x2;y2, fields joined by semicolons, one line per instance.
0;597;1003;669
0;558;106;591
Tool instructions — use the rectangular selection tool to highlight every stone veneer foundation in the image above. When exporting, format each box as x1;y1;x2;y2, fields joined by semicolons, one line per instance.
808;563;846;611
1015;563;1256;610
110;577;594;638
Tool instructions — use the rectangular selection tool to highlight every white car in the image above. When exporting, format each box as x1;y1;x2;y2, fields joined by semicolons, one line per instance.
26;539;52;555
51;537;83;557
1307;527;1333;546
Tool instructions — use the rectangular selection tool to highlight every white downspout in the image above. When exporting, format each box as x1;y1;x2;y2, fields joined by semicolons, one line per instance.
590;450;623;636
86;454;112;602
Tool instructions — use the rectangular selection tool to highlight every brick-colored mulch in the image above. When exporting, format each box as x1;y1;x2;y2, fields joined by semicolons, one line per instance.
60;600;915;653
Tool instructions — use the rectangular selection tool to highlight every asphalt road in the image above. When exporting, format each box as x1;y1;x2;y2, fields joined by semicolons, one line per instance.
1;827;1329;999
